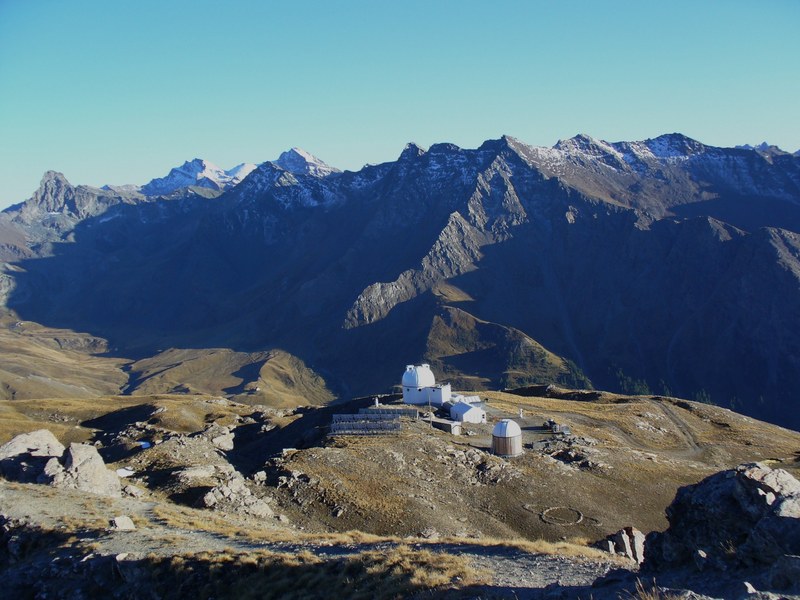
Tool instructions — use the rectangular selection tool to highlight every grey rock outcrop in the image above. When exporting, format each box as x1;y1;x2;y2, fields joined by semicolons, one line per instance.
110;516;136;531
644;463;800;580
0;429;65;460
9;171;137;233
48;443;122;497
0;429;65;482
0;431;121;497
597;526;646;564
200;467;273;518
197;424;235;452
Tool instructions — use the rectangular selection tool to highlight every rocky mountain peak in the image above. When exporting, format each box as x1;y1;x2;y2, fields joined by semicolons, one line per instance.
478;135;513;152
5;169;122;227
739;142;774;152
427;142;462;154
273;148;339;177
40;170;70;185
736;142;791;159
643;133;706;158
141;158;254;196
554;133;598;150
477;135;532;161
399;143;426;161
553;133;621;158
30;171;74;213
181;158;221;177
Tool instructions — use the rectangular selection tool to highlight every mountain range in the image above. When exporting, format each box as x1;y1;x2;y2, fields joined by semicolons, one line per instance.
1;133;799;430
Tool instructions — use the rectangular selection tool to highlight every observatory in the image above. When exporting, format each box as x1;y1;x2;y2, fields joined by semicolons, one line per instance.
401;364;451;406
491;419;523;457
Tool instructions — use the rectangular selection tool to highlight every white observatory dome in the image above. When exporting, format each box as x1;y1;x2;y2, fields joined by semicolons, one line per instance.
492;419;522;438
402;364;436;388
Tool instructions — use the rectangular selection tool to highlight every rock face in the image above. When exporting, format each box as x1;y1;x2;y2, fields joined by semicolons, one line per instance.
174;464;272;518
597;527;646;564
48;444;122;497
0;430;65;482
644;463;800;579
202;424;235;452
8;171;138;233
0;431;121;497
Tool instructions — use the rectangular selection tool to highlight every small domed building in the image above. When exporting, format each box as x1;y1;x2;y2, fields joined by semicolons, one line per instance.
491;419;523;457
401;364;451;406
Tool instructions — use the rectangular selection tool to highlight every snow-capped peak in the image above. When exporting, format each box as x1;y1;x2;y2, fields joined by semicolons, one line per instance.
225;162;257;181
141;159;256;196
273;148;339;177
554;134;624;161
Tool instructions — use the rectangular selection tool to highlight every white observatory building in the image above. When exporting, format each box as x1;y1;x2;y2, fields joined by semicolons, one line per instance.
401;364;451;406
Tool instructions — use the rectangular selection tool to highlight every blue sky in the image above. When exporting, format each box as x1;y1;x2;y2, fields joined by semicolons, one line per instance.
1;0;798;208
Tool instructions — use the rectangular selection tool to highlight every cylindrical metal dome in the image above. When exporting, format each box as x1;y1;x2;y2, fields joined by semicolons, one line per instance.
491;419;523;457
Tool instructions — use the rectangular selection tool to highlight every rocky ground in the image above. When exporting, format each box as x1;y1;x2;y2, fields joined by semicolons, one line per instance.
0;479;627;599
0;389;799;598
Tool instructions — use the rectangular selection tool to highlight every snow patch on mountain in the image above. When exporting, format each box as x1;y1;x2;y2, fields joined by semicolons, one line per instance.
101;184;142;195
555;134;623;160
141;159;256;196
641;133;706;160
273;148;339;178
225;163;257;181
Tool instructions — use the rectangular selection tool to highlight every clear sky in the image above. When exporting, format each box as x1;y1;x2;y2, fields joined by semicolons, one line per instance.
1;0;798;208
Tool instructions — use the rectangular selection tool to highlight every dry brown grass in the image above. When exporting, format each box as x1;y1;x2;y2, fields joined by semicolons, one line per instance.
152;502;389;545
420;534;631;565
138;544;488;600
0;406;94;446
59;515;109;532
625;578;683;600
151;501;616;565
0;393;264;444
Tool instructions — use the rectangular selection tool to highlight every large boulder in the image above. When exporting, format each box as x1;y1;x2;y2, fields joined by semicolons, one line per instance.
49;443;121;497
0;430;65;482
644;463;800;576
597;527;646;564
0;431;122;498
198;424;235;451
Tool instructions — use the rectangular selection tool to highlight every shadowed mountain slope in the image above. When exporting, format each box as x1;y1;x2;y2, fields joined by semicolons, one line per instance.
3;135;800;428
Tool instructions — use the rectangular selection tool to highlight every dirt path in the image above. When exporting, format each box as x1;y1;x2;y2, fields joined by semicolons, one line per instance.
652;399;702;453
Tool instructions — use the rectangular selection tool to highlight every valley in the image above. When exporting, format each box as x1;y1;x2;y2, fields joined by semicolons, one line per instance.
2;134;799;428
2;134;800;597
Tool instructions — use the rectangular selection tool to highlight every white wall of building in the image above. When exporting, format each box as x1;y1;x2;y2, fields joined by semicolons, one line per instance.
403;383;451;406
450;401;486;423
